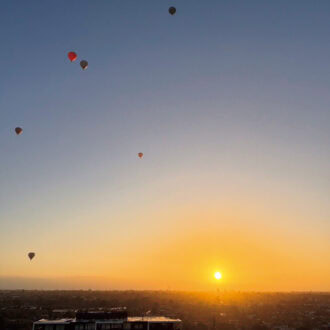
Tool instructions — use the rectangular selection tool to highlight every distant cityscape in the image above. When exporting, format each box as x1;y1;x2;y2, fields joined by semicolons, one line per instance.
0;290;329;330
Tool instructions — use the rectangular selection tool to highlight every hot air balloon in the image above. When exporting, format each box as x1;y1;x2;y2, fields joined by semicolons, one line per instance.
15;127;23;135
138;152;143;159
80;60;88;70
68;51;77;62
169;7;176;15
28;252;35;261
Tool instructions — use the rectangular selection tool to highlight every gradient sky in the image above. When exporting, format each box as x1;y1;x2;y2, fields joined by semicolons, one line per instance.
0;0;329;291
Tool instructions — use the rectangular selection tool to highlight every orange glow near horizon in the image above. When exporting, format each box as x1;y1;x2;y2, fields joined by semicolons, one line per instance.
1;201;329;291
0;156;329;291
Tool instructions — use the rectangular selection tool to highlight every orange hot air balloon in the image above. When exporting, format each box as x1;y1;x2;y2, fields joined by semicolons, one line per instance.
138;152;143;159
28;252;35;261
15;127;23;135
80;60;88;70
68;51;77;62
169;7;176;15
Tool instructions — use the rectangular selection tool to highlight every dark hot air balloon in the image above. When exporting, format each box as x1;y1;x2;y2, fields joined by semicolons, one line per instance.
80;60;88;70
28;252;35;261
138;152;143;159
15;127;23;135
169;7;176;15
68;51;77;62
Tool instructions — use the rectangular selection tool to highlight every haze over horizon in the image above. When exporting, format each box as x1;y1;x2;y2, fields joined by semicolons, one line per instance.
0;0;329;292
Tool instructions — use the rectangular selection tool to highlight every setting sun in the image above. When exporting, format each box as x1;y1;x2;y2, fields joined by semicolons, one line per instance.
214;272;222;280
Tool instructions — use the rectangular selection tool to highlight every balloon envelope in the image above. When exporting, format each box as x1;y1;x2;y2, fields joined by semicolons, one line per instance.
68;51;77;62
15;127;23;135
28;252;35;260
169;7;176;15
80;60;88;70
138;152;143;158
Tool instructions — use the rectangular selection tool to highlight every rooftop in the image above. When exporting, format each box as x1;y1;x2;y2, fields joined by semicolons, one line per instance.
34;319;72;324
128;317;181;323
35;317;181;324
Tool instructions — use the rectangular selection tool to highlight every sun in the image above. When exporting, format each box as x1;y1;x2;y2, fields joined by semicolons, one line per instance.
214;271;222;280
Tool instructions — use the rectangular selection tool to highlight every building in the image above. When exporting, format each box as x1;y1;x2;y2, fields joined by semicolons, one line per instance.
33;308;182;330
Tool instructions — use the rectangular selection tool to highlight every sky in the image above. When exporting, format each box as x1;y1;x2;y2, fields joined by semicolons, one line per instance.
0;0;329;291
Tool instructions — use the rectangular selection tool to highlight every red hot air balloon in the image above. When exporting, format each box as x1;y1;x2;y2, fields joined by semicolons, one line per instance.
28;252;35;261
68;51;77;62
138;152;144;159
15;127;23;135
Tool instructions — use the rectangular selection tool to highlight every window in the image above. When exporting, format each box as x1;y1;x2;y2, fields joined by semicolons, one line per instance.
56;326;65;330
34;326;44;330
123;324;131;330
75;325;85;330
45;326;54;330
